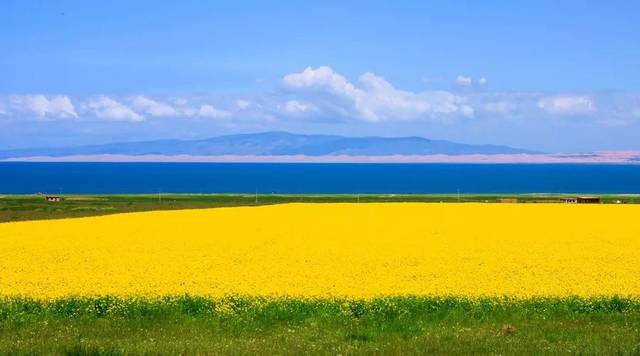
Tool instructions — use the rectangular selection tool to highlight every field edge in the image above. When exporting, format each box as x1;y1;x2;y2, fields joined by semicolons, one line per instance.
3;295;640;321
2;295;640;354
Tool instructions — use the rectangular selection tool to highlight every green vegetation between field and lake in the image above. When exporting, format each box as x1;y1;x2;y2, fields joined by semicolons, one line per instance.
1;193;639;223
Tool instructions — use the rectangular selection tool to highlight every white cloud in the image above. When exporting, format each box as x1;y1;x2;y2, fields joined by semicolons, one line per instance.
177;107;198;117
1;79;638;129
198;104;232;119
456;75;473;87
283;66;359;98
84;96;143;122
130;96;178;117
236;99;251;110
456;75;487;87
283;100;316;114
283;66;471;122
537;95;595;115
170;97;198;117
10;95;78;119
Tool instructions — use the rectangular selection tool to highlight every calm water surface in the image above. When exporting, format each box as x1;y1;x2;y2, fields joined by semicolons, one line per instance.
1;162;639;194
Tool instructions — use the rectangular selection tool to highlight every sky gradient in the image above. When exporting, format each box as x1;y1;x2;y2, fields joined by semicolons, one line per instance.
1;0;639;152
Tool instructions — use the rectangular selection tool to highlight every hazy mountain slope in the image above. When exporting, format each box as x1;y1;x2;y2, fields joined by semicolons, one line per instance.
0;132;539;158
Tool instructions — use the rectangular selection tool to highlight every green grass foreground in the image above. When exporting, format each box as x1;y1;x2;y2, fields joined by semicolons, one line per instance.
1;296;639;355
2;193;639;223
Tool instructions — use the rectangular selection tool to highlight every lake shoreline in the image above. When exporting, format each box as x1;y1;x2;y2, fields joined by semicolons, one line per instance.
3;150;640;164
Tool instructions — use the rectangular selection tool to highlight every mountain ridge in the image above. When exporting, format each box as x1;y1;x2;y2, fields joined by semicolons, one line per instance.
0;131;540;159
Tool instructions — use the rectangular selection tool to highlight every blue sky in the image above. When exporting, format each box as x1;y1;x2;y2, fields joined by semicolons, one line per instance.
1;0;639;152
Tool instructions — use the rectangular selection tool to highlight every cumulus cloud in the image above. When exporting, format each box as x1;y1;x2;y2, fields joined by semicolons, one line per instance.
130;96;178;117
283;100;316;114
170;97;199;117
9;95;78;119
537;95;595;115
84;96;143;122
456;75;487;87
1;74;638;128
1;95;240;122
283;66;472;122
283;66;358;97
198;104;232;119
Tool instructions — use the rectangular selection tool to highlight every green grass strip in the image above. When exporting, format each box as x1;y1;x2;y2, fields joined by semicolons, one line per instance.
2;295;639;322
2;296;640;355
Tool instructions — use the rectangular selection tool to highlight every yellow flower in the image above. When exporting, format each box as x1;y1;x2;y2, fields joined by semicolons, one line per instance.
1;203;639;299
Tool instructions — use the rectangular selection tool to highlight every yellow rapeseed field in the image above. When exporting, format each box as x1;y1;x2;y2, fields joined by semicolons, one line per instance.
1;203;639;299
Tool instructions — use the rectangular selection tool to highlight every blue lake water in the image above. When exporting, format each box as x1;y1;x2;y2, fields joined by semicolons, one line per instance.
1;162;639;194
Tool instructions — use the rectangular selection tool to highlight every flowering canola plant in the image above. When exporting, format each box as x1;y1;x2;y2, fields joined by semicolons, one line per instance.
1;203;639;299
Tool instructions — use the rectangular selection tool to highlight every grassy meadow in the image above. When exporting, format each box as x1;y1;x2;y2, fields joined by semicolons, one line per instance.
2;296;640;355
1;196;640;354
1;193;639;223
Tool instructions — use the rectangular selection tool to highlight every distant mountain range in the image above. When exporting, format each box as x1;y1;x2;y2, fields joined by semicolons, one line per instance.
0;132;539;159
